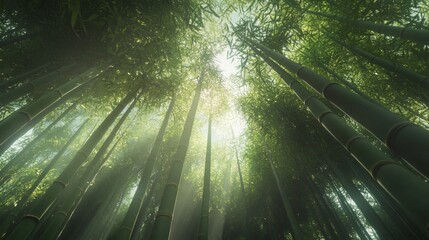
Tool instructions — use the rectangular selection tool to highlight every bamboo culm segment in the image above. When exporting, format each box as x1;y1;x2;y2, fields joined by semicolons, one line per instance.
115;97;175;240
0;119;88;238
198;115;212;240
308;10;429;45
0;64;111;148
6;91;136;240
244;36;429;178
246;43;429;236
39;97;137;240
0;63;51;90
0;84;86;157
265;144;303;240
0;64;77;108
150;72;204;240
0;102;77;184
331;37;429;92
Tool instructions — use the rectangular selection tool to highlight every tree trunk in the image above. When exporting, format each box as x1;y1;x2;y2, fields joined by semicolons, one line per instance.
5;91;135;240
150;71;204;240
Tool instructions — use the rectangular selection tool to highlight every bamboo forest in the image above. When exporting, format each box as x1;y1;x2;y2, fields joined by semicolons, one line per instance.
1;0;429;239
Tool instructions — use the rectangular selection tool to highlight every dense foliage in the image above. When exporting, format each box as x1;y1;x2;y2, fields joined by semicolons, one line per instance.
1;0;429;239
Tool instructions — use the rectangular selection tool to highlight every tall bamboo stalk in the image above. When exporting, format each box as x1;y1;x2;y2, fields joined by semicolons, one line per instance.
115;97;175;240
6;91;135;240
243;36;429;178
307;10;429;45
0;64;77;108
0;64;110;148
38;97;137;240
0;119;88;238
150;72;204;240
0;102;78;184
197;114;212;240
244;43;429;236
0;63;51;91
264;144;303;240
330;37;429;92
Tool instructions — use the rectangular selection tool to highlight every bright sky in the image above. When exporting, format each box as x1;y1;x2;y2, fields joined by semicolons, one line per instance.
213;48;247;149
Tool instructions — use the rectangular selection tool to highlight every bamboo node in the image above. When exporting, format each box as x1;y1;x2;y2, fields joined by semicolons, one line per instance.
77;150;89;158
119;226;132;232
166;182;178;188
370;160;398;179
54;180;67;188
18;111;33;121
288;80;299;88
295;66;306;77
317;111;333;123
156;211;172;220
385;121;416;151
321;82;339;98
345;136;363;152
303;95;315;105
23;214;40;222
54;89;64;97
57;211;68;217
399;26;408;39
28;82;37;91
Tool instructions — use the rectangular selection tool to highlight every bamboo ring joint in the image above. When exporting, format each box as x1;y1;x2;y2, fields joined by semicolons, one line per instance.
317;111;333;123
28;82;37;90
166;182;178;188
385;121;416;151
399;26;408;38
295;66;306;77
54;180;67;188
18;111;33;121
345;136;363;152
54;89;64;97
57;211;68;217
321;82;339;98
303;95;315;105
119;226;132;232
77;150;89;158
156;212;172;220
370;160;398;179
23;214;40;222
288;80;299;88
